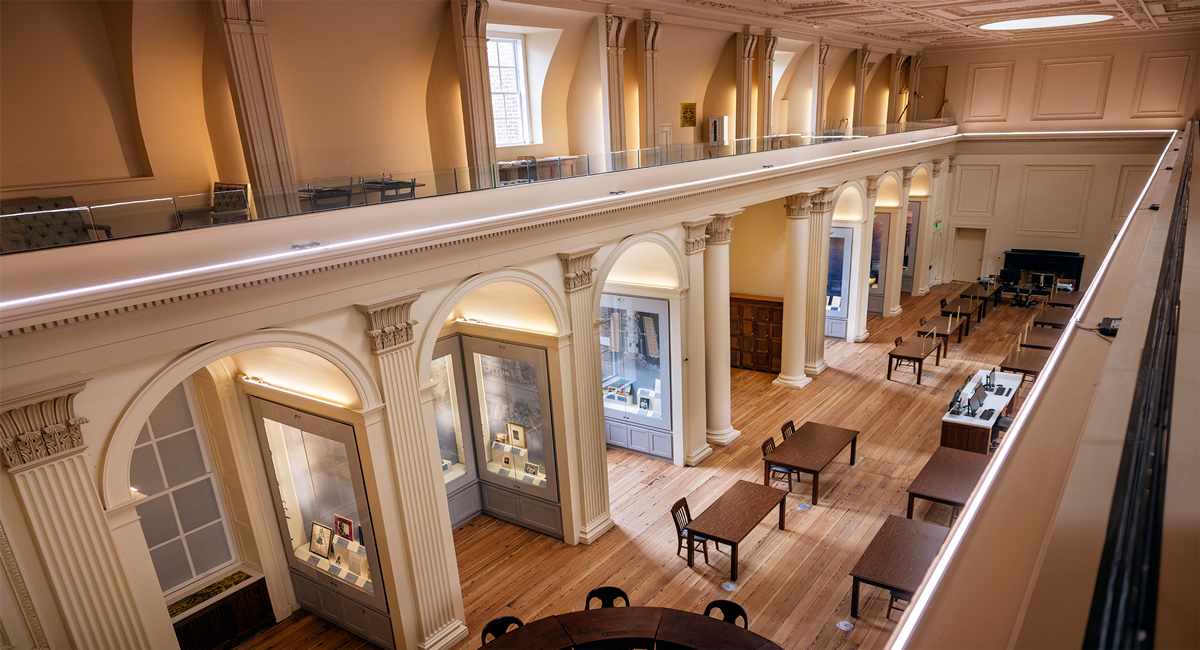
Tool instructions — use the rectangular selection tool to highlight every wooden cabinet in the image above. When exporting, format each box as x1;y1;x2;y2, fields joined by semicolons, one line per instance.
173;577;273;650
729;295;783;374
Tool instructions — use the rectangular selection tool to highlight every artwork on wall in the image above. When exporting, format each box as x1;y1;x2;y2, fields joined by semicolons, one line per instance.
680;103;697;127
334;515;354;542
310;522;333;559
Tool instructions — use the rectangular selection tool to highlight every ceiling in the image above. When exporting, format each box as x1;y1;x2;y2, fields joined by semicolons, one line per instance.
634;0;1200;48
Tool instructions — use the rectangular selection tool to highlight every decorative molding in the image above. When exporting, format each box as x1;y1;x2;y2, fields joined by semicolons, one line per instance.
683;217;714;255
0;519;49;648
0;377;89;469
356;290;423;355
642;18;661;51
963;61;1014;123
457;0;487;39
605;14;628;49
859;45;871;73
811;186;838;213
1129;51;1196;119
817;42;829;67
952;164;1000;216
1014;164;1093;238
1031;56;1113;121
739;28;758;60
557;245;601;293
865;174;883;200
948;154;958;174
1111;165;1155;221
705;211;740;245
902;166;916;190
783;193;814;219
933;158;946;178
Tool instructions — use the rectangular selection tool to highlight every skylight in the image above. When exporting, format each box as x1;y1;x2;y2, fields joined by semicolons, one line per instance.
979;14;1115;31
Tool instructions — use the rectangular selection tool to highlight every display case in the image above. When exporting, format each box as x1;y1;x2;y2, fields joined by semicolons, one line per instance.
826;227;852;339
431;337;472;487
249;397;388;617
599;293;671;430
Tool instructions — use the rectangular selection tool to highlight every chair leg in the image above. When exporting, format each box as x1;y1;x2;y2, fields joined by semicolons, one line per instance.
702;540;710;565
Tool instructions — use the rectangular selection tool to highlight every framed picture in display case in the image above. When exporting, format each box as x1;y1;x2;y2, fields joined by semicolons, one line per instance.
334;515;354;542
506;422;526;448
310;522;333;559
523;462;540;476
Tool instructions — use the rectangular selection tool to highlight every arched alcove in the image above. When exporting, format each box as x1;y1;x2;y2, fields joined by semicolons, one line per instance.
875;174;902;208
910;166;931;197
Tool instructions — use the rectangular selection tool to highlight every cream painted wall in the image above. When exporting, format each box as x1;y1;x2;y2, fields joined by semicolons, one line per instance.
826;52;857;128
703;36;737;144
608;241;680;288
864;53;890;127
728;198;787;298
427;4;468;177
448;280;559;335
201;7;248;187
566;17;605;157
924;32;1199;131
657;23;732;146
776;43;815;135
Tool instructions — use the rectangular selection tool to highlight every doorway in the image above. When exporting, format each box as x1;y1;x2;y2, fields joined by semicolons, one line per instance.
953;228;986;282
867;212;890;316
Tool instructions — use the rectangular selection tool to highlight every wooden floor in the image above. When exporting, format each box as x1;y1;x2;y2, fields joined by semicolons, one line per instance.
242;282;1044;650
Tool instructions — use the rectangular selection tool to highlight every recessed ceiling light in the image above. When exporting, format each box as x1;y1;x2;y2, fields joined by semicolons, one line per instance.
980;14;1114;30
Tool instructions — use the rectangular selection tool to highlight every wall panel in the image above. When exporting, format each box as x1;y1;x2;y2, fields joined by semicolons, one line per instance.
1015;165;1092;237
1130;51;1196;118
952;164;1000;216
963;61;1013;123
1032;56;1112;121
1111;165;1154;221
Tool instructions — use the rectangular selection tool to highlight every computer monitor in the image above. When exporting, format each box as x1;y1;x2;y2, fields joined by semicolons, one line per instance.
967;394;983;415
1000;268;1021;285
948;389;962;413
973;384;988;405
988;368;997;388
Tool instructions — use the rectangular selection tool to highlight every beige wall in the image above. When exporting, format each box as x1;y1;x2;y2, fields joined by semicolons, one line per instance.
826;50;856;128
658;23;731;146
729;198;787;298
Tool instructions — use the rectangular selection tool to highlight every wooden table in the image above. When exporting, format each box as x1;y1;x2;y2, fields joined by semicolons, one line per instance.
1045;291;1083;309
1033;306;1074;329
362;177;424;202
1020;327;1063;351
907;447;990;519
762;421;859;505
941;297;987;329
481;607;784;649
941;370;1022;454
685;480;788;581
1000;347;1051;383
960;283;1002;308
887;336;941;384
916;315;969;359
849;516;949;618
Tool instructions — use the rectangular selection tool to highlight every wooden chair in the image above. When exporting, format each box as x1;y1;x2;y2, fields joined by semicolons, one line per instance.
671;498;716;565
481;615;523;644
893;336;917;374
939;298;947;308
919;316;927;326
780;420;795;440
177;182;249;228
585;586;629;609
761;438;799;491
704;599;749;628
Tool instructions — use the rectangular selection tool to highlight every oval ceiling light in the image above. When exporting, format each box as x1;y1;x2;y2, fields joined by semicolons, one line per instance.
980;14;1114;30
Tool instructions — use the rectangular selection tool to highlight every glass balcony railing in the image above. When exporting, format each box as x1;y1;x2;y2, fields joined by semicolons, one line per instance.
0;118;955;254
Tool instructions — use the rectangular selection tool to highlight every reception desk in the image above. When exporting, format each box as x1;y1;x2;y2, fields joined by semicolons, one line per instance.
941;369;1022;454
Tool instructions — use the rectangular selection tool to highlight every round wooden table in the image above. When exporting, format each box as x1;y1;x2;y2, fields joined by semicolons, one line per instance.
479;606;783;649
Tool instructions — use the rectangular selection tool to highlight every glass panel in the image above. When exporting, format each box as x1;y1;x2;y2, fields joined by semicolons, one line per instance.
870;217;886;289
474;353;548;488
486;40;496;63
827;234;847;314
174;478;221;533
136;494;180;547
158;429;206;488
431;355;466;481
904;208;914;268
149;384;193;437
149;540;192;592
488;68;501;93
497;41;515;67
129;445;165;496
599;294;669;427
185;522;232;576
136;425;150;445
500;68;517;93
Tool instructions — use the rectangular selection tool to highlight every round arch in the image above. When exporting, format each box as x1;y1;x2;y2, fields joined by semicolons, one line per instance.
101;329;381;510
590;232;688;316
909;163;933;198
832;181;868;221
873;171;905;209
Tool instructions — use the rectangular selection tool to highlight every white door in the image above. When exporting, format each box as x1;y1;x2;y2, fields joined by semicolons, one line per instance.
953;228;986;282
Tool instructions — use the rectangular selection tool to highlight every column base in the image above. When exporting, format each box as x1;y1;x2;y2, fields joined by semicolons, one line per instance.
578;514;616;545
685;443;714;467
886;305;904;317
706;426;741;446
804;359;829;376
419;619;470;650
853;330;870;343
772;374;812;389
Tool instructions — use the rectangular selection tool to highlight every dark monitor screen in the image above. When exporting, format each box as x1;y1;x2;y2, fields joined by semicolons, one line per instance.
989;368;997;387
968;395;983;413
1000;268;1021;284
948;389;962;412
973;384;988;404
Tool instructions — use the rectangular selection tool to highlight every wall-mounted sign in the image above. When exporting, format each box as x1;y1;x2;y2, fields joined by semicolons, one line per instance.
680;103;697;127
934;219;943;230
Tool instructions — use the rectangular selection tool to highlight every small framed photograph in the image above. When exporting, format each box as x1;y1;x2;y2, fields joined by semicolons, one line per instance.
501;453;516;471
523;462;540;476
334;515;354;542
333;550;347;568
310;522;333;559
505;422;526;448
638;396;651;411
347;552;365;577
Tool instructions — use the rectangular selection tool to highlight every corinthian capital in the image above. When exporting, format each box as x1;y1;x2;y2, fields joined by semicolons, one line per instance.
558;245;601;293
357;290;423;355
1;376;90;469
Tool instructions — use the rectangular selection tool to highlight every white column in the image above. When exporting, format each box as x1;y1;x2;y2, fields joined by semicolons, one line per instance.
805;187;838;374
215;0;300;218
639;17;661;149
704;212;740;445
757;33;778;138
853;45;869;128
774;194;813;389
682;219;714;465
604;14;629;154
921;158;948;287
451;0;498;189
557;246;614;543
356;293;468;650
735;29;757;142
814;43;829;133
2;380;164;650
883;168;915;317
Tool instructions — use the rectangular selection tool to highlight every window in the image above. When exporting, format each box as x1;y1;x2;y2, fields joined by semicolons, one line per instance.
130;382;237;596
487;36;531;146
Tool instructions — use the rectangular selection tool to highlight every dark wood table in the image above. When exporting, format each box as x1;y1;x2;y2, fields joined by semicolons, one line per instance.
480;607;784;649
1020;327;1063;351
907;447;990;519
887;336;941;384
1000;347;1051;383
941;296;987;327
916;315;969;359
1045;291;1083;309
362;177;425;202
298;185;353;211
685;480;788;581
960;283;1002;308
1033;306;1074;329
849;515;949;618
762;421;859;505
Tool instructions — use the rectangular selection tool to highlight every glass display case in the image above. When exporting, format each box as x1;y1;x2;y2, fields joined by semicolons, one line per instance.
249;397;386;614
826;227;852;339
598;293;671;430
431;337;472;488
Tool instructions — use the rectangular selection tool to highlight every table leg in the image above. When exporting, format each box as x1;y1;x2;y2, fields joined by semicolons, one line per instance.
942;336;949;359
812;472;820;505
957;325;964;343
850;436;857;464
778;499;786;530
687;531;694;568
916;360;923;385
887;355;893;380
851;578;860;618
763;461;770;486
731;543;739;582
907;494;914;518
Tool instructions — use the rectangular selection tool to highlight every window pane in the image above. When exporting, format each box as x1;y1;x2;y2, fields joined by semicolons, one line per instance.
504;94;521;118
136;425;150;446
500;68;517;93
150;384;193;438
136;494;180;547
486;40;497;63
174;478;221;533
497;41;515;67
489;68;501;93
158;430;206;487
492;95;506;122
130;445;165;496
185;523;232;576
149;540;192;592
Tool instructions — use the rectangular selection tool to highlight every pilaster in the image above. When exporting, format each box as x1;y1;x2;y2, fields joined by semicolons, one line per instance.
556;246;614;542
681;218;714;465
735;29;758;141
805;187;838;374
703;212;741;445
3;379;157;650
853;45;870;127
451;0;498;188
888;52;907;124
604;14;629;154
815;42;829;133
774;194;814;389
757;33;778;138
356;293;469;650
909;54;922;122
639;17;662;148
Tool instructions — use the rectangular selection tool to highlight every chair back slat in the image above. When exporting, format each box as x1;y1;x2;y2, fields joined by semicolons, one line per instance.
761;437;776;456
704;599;750;628
671;498;691;534
585;586;629;609
780;420;795;440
